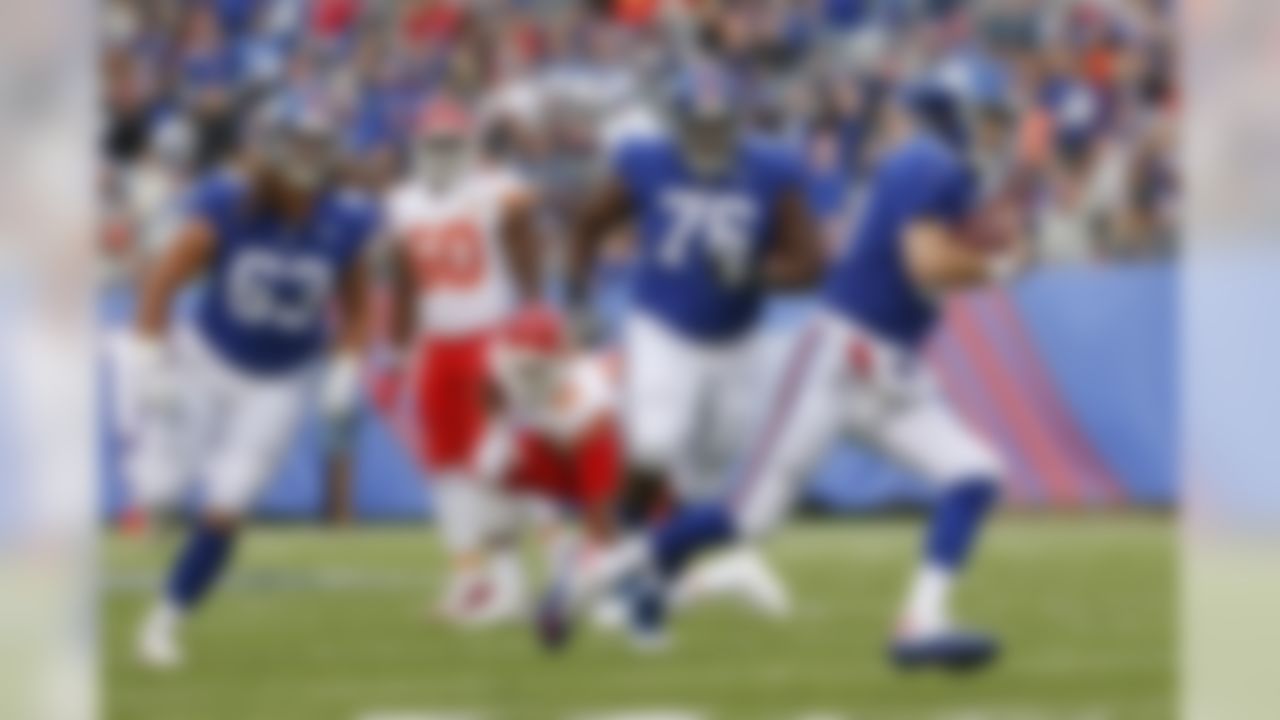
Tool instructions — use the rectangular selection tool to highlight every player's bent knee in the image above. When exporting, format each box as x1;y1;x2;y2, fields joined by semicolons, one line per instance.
928;439;1005;492
936;464;1004;496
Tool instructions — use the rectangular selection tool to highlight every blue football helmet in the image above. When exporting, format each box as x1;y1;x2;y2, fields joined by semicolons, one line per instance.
905;52;1016;149
665;64;744;177
249;94;341;192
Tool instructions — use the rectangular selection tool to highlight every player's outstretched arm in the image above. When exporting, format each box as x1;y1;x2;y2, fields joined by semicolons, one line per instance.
471;377;515;487
333;251;372;356
566;176;632;317
120;219;216;422
135;219;216;338
386;240;417;354
320;249;373;423
319;250;373;521
500;189;545;304
763;189;825;290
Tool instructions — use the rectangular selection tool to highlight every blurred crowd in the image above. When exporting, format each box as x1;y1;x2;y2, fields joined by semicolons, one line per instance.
100;0;1178;283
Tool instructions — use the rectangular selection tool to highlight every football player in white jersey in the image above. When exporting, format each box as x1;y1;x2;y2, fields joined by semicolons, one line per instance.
383;95;544;624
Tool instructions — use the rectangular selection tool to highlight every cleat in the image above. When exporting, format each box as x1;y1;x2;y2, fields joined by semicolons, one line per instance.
589;594;629;633
673;548;792;619
623;571;671;654
534;580;575;652
136;608;183;670
534;537;652;653
436;571;513;627
889;628;1000;672
436;572;526;628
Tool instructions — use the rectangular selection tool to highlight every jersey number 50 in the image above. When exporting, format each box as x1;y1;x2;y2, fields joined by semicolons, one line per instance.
409;221;486;289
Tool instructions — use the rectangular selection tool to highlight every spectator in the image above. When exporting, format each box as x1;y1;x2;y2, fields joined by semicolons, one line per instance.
99;0;1178;282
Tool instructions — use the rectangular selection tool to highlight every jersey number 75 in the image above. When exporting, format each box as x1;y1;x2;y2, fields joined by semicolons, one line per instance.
657;190;758;287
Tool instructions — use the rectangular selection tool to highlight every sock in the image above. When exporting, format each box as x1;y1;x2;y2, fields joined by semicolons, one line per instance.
903;564;953;635
904;478;999;634
649;504;737;579
166;523;237;611
622;569;668;637
925;479;999;570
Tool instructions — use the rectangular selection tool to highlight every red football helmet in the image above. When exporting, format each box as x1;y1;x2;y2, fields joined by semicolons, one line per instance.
415;95;472;140
413;95;474;188
501;305;568;357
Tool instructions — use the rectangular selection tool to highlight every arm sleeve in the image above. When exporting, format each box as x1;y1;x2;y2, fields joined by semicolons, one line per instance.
338;195;384;265
183;173;241;230
919;158;980;226
609;141;650;203
770;145;810;196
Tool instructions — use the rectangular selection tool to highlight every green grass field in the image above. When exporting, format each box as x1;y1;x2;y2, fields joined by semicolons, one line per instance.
103;515;1172;720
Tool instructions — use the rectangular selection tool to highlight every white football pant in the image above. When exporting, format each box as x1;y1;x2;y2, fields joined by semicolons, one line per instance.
622;311;766;501
729;309;1004;538
123;327;310;516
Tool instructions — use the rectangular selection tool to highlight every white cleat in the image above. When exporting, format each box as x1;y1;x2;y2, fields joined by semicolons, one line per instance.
729;549;792;619
589;595;629;633
459;585;527;628
673;547;792;620
136;606;184;670
435;572;526;628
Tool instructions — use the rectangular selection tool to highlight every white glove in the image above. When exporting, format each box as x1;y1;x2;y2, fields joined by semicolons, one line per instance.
114;332;176;428
319;352;361;424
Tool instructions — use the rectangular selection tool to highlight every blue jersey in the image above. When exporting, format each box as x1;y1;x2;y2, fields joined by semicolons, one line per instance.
822;132;979;348
188;171;379;375
614;136;806;341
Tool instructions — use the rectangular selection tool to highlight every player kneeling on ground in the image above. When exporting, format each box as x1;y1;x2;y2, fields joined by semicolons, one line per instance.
121;101;378;669
475;306;622;590
475;307;790;635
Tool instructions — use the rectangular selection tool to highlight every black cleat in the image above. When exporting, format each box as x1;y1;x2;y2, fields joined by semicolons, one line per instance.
889;629;1001;672
534;581;575;653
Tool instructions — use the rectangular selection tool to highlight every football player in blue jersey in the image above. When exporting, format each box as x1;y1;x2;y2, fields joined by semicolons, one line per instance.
119;101;380;668
540;55;1026;670
539;65;824;649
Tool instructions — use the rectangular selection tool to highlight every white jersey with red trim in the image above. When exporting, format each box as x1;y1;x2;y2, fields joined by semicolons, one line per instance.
385;168;528;337
490;351;617;445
